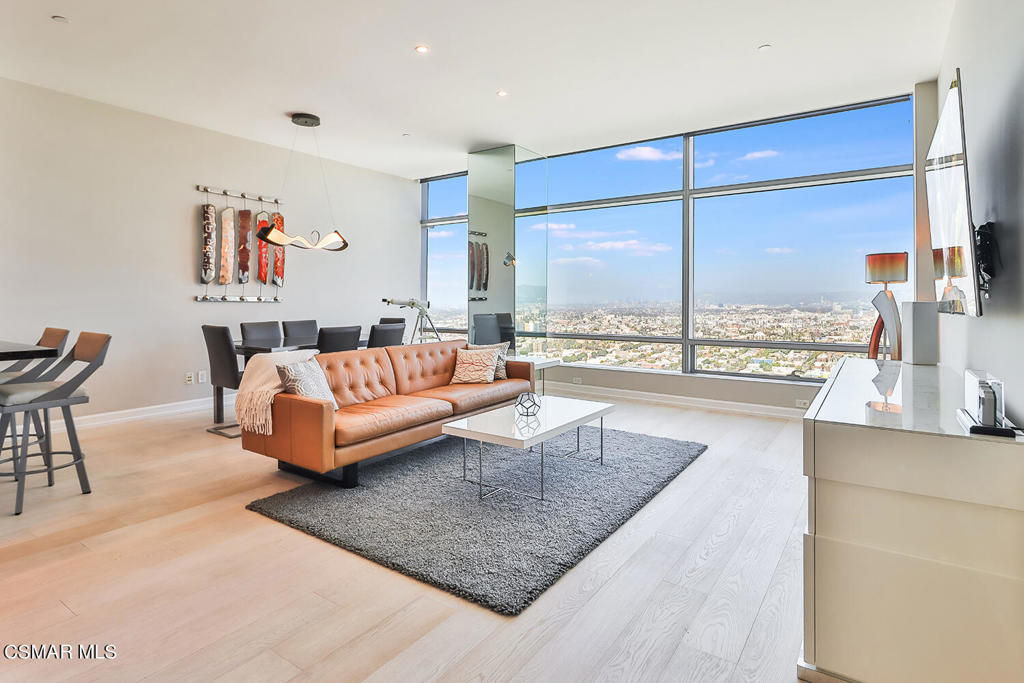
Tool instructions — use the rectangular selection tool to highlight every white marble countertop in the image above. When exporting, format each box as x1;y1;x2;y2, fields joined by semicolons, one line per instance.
810;357;1024;443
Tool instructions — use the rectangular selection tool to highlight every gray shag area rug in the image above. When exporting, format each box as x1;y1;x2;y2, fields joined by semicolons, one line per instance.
247;426;706;615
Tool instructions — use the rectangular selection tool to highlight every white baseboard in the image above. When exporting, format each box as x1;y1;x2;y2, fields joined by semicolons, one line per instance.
544;380;805;419
47;393;231;433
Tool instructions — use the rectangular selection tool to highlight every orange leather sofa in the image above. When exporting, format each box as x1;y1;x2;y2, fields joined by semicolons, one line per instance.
241;340;534;487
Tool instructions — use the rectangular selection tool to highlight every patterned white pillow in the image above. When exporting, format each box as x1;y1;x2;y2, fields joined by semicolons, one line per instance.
277;359;338;409
450;348;500;384
467;341;511;380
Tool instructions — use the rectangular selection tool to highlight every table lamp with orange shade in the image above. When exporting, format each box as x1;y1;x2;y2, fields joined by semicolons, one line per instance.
865;251;908;360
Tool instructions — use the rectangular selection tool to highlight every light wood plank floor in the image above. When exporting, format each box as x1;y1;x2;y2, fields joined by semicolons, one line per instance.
0;398;806;682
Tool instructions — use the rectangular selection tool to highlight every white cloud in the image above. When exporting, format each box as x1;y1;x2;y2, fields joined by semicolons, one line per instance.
427;229;454;239
615;146;684;162
694;159;716;168
553;228;638;240
737;149;780;161
764;247;795;254
582;239;672;256
706;172;749;185
558;243;574;251
531;222;575;231
553;256;603;266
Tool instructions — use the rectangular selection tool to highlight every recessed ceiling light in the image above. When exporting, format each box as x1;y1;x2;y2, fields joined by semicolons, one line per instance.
413;44;430;54
51;15;69;23
757;43;773;52
496;89;509;98
401;132;411;137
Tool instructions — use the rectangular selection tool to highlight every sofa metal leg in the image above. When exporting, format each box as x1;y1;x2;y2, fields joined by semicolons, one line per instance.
339;463;358;488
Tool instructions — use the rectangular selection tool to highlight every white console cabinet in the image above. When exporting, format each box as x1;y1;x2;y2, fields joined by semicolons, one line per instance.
799;358;1024;683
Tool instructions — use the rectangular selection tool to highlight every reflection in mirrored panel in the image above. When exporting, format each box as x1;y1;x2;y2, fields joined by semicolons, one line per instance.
925;70;981;317
469;146;547;341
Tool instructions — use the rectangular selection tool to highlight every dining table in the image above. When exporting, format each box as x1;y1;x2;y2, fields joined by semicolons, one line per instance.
0;340;59;362
234;336;369;360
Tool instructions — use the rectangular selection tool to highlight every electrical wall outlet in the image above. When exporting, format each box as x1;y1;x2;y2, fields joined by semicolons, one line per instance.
572;376;583;385
795;398;810;409
197;370;208;384
184;372;195;385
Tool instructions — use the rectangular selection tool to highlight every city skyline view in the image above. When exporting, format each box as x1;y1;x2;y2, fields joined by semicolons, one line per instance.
424;98;914;378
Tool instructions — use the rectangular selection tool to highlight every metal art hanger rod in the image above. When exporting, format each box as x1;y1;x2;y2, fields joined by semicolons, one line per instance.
195;185;284;205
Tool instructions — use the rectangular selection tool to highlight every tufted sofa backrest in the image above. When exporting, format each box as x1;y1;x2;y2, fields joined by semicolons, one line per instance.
316;348;398;408
385;340;467;395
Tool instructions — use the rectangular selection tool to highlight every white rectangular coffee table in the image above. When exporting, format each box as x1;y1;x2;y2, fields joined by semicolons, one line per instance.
442;396;614;501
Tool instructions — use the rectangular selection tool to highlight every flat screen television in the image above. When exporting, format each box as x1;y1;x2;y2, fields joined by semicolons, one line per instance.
925;67;983;316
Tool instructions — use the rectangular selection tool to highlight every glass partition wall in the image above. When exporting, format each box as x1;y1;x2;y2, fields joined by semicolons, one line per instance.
421;95;914;380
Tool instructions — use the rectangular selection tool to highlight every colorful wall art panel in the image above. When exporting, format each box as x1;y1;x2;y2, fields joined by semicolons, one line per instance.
200;204;216;284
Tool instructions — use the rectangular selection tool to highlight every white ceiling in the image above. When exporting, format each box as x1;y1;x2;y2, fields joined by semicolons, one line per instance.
0;0;955;180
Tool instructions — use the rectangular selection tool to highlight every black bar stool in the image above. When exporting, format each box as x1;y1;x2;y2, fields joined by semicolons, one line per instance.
0;332;112;515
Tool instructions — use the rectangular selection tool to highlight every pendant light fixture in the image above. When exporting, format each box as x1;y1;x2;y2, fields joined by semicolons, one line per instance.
257;113;350;252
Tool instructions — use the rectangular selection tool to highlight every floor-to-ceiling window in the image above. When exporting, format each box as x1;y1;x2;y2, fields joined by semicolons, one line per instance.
421;96;914;381
514;137;685;370
690;99;914;378
421;174;468;337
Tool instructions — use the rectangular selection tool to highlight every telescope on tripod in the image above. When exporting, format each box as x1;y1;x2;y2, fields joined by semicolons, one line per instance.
381;298;443;343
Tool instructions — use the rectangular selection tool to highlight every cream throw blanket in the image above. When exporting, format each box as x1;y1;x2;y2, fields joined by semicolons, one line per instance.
234;350;318;435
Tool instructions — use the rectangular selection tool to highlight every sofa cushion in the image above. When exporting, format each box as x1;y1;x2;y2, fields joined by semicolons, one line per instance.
317;348;397;408
409;378;531;414
333;395;453;446
386;340;467;395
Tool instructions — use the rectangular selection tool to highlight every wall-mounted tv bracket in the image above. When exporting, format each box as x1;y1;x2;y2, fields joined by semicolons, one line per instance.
975;222;999;298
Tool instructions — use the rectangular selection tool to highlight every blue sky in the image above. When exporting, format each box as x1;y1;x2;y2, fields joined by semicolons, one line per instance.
427;99;914;308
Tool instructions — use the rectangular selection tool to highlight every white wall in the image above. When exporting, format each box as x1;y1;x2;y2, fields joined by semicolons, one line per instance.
1;77;421;416
937;0;1024;421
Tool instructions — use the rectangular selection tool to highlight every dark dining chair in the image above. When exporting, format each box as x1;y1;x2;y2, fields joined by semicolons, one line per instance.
202;325;243;439
472;314;502;345
367;323;406;348
240;321;281;342
379;317;406;325
0;332;112;515
496;312;516;351
317;326;362;353
283;319;318;338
